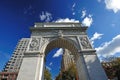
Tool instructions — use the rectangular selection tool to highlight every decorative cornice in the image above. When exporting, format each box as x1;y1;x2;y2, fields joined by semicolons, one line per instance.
30;22;88;32
24;51;44;57
34;22;83;27
78;49;96;55
30;27;88;31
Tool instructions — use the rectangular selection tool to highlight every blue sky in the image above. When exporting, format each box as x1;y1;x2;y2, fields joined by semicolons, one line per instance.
0;0;120;79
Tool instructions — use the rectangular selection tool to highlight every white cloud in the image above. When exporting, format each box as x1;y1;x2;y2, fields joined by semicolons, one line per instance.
72;12;75;15
81;10;86;18
105;0;120;13
111;23;116;27
72;3;76;9
72;3;76;15
72;3;76;11
95;34;120;58
53;48;63;58
82;15;93;27
90;32;103;44
39;11;52;22
98;0;101;2
49;62;53;66
55;18;79;23
46;66;51;70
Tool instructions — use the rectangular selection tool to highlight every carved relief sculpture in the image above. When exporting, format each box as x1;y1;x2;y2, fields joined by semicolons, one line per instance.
29;38;41;51
80;37;91;49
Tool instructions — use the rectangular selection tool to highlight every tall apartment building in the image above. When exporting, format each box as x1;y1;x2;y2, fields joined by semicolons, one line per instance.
61;49;75;71
0;38;30;80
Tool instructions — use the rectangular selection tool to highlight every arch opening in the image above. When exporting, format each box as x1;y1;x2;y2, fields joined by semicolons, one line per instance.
44;38;79;59
44;38;80;80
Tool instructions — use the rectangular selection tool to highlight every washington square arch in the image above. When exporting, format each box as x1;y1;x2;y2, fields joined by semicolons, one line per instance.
16;22;108;80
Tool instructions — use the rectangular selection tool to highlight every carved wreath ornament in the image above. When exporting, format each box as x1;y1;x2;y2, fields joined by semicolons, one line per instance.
29;38;40;51
30;39;39;48
80;37;91;49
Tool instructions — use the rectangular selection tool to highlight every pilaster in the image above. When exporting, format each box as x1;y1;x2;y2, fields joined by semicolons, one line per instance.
17;52;44;80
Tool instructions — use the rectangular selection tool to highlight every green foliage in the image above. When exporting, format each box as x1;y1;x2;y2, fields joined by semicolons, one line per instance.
55;73;62;80
44;68;52;80
55;63;78;80
67;63;78;78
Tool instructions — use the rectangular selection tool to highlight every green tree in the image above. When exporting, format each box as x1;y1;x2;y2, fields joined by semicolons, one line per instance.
55;73;62;80
44;68;52;80
66;63;78;80
55;63;78;80
102;57;120;79
69;63;78;77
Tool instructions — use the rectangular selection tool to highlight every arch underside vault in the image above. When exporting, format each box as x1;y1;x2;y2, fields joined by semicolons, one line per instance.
16;23;108;80
45;38;79;59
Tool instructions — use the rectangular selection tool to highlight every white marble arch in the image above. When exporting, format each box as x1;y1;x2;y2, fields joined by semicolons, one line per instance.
17;23;108;80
